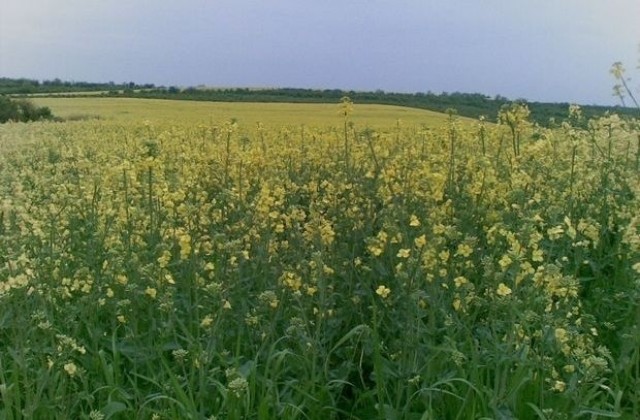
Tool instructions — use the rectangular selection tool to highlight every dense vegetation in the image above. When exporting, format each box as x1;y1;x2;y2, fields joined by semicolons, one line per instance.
3;77;636;126
0;77;155;95
0;100;639;419
0;96;54;123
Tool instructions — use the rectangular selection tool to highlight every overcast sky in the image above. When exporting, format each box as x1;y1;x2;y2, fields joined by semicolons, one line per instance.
1;0;639;105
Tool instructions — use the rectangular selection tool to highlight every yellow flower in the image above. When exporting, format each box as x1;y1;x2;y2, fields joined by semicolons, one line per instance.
368;244;384;256
164;274;175;285
319;222;335;246
554;327;568;343
63;362;78;377
498;255;512;269
552;380;566;392
179;233;192;260
200;315;214;328
455;243;473;258
280;271;302;291
145;287;157;299
157;251;171;268
452;298;462;311
414;234;427;248
397;248;411;258
531;249;544;262
375;285;391;299
409;214;421;227
454;276;468;288
496;283;512;297
547;226;564;240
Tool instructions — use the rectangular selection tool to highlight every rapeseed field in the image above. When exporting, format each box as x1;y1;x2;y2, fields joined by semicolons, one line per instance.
0;99;639;419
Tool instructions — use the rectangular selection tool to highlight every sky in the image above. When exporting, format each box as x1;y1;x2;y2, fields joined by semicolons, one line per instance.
1;0;639;105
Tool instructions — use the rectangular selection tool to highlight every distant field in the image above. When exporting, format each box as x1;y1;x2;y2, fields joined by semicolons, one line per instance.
31;97;467;128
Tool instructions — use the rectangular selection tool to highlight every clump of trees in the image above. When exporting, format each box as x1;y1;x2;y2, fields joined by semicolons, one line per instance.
0;96;54;123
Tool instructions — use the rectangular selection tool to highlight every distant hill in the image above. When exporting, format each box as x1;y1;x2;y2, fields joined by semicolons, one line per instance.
2;77;637;126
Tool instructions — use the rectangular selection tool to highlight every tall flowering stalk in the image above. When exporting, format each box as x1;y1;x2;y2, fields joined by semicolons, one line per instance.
339;96;354;174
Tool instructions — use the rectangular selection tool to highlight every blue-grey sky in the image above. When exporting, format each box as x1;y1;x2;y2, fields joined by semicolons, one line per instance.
1;0;639;105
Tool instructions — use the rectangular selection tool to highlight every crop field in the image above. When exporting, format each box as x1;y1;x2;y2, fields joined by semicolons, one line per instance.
0;99;639;419
31;97;463;128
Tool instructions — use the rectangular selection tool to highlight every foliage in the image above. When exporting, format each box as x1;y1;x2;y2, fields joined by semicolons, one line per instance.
0;77;154;95
0;101;639;419
0;96;54;123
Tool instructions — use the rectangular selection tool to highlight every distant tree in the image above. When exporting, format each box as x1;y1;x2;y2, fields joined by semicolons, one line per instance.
0;96;19;122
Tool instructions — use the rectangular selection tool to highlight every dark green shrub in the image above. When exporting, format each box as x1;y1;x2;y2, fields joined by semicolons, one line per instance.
0;95;54;123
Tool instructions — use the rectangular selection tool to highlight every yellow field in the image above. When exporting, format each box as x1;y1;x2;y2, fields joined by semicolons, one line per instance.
32;97;465;128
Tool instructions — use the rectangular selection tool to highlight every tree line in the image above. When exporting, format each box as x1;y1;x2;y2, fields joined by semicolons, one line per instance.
2;77;636;126
0;77;154;95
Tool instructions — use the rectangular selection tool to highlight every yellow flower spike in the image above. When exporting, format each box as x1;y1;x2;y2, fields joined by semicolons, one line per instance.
409;214;421;227
179;233;192;260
